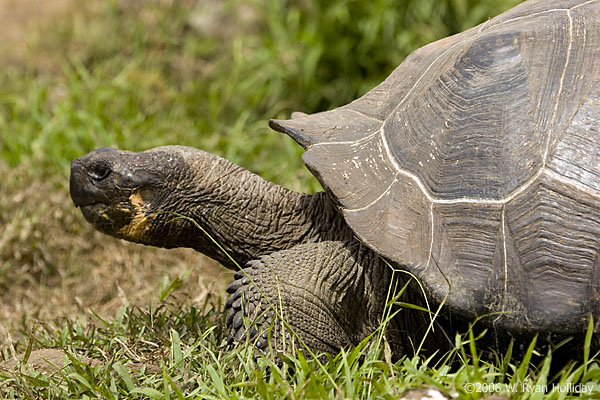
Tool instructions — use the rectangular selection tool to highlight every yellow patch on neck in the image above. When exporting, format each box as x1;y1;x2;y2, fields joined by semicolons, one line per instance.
120;191;151;241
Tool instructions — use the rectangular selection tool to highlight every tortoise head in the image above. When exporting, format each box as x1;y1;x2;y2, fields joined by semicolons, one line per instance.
70;146;197;246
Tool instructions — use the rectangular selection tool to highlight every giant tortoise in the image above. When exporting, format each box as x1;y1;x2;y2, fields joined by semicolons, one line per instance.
70;0;600;356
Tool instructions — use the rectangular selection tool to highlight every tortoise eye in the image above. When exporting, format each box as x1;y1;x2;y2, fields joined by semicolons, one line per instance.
87;164;111;181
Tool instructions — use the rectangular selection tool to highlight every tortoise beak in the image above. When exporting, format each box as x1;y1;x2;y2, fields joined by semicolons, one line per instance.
69;148;116;207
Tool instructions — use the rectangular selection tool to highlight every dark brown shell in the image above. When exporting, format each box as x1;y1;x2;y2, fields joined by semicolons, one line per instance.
270;0;600;334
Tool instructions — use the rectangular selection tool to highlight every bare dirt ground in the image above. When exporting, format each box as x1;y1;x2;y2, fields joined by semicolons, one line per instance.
0;0;71;64
0;168;230;357
0;0;230;355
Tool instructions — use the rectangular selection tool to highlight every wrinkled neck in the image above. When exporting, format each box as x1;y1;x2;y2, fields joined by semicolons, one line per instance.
149;152;352;269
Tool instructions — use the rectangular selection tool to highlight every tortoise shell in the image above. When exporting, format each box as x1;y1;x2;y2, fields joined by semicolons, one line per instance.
270;0;600;334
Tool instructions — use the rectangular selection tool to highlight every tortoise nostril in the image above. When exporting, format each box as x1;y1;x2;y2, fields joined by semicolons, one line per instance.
87;164;111;181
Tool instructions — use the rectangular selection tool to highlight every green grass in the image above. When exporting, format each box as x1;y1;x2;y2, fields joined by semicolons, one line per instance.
2;298;600;399
2;0;599;398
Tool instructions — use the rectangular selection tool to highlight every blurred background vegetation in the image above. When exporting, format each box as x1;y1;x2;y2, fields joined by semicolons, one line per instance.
0;0;523;350
0;0;523;189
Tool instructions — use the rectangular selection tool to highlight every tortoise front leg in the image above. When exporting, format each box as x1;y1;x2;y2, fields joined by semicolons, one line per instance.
224;240;397;355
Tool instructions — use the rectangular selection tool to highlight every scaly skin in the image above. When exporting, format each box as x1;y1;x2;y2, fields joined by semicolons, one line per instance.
70;145;443;357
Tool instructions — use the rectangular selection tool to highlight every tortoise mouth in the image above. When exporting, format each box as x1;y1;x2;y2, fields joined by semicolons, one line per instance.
78;201;134;235
78;202;109;219
79;202;107;213
74;199;106;208
78;202;108;227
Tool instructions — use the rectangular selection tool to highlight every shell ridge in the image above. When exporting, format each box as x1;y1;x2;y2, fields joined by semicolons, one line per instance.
309;128;380;149
344;107;384;123
543;169;600;199
487;7;569;31
573;0;600;11
543;9;574;165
